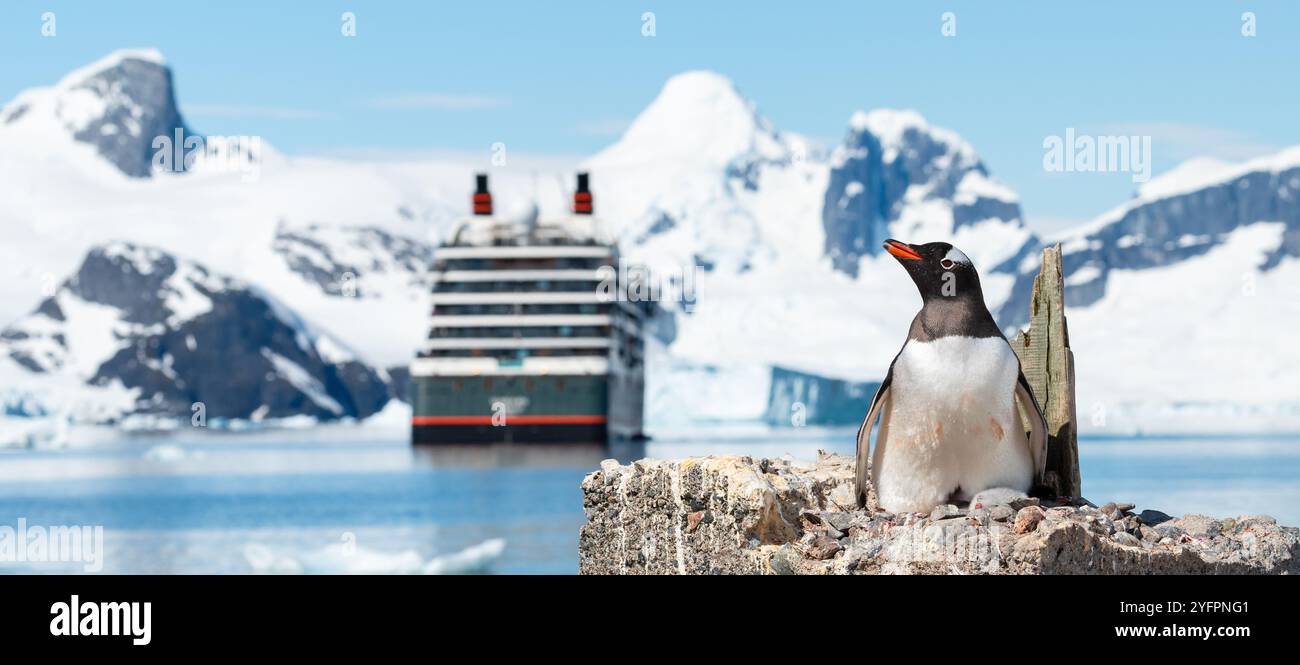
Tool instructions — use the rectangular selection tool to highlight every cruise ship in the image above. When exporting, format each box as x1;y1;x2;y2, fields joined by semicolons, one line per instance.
409;173;649;444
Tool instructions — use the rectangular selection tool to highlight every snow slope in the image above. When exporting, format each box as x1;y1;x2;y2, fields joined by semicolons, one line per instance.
0;241;391;430
1013;149;1300;433
0;54;1041;431
0;51;533;369
587;72;1036;423
4;49;1294;435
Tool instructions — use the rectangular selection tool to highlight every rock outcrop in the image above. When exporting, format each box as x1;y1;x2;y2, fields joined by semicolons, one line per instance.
0;242;392;424
0;49;192;178
578;453;1299;574
821;109;1038;278
996;152;1300;327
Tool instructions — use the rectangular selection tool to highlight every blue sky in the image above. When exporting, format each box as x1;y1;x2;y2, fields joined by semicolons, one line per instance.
2;1;1298;233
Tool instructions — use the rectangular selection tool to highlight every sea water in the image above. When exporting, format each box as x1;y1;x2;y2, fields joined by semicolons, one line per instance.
0;427;1296;574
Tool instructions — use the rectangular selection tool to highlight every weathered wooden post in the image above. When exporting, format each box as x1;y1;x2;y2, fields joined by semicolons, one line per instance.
1010;244;1082;499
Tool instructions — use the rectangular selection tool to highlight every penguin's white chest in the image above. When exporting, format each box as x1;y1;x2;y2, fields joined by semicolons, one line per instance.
873;336;1032;512
891;336;1019;418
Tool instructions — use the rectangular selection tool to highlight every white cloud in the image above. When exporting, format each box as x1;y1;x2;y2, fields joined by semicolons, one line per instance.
182;104;325;120
299;146;584;171
365;93;507;111
573;118;630;137
1097;122;1281;162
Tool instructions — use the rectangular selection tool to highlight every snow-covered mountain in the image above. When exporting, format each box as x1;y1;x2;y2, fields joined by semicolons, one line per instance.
3;49;1293;438
0;48;191;178
585;71;1036;424
0;242;391;426
0;53;1041;434
1004;149;1300;433
0;49;475;373
822;109;1035;279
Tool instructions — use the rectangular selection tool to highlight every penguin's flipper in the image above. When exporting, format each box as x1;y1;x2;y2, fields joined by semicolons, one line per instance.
1014;370;1048;483
855;374;892;509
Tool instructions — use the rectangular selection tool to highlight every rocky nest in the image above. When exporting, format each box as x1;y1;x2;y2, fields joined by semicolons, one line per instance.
578;452;1299;574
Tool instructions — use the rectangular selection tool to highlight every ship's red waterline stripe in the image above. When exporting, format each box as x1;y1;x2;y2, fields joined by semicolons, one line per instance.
412;415;607;426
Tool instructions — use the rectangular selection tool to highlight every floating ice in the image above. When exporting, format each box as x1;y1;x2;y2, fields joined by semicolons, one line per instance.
242;538;507;575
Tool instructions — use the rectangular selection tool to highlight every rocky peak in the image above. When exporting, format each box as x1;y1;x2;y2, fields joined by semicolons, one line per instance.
0;49;191;178
823;109;1026;277
997;148;1300;326
1;242;392;423
67;242;221;325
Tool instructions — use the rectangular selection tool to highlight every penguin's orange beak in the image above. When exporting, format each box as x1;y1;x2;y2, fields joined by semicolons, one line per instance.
884;239;921;261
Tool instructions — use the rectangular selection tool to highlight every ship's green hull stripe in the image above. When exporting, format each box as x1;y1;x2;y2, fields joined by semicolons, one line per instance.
412;375;607;417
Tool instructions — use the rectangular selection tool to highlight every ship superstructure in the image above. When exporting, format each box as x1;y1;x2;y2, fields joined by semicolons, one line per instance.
410;173;647;444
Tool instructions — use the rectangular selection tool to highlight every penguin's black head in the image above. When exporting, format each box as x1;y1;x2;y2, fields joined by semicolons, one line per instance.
883;239;983;302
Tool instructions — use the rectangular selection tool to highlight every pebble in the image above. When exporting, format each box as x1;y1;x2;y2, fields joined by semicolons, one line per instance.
825;512;854;532
930;504;963;521
1137;509;1173;526
837;545;867;571
806;535;842;560
1045;507;1075;521
800;510;843;538
847;515;875;533
1154;523;1185;540
1176;515;1219;537
770;544;800;575
1009;497;1041;511
1013;506;1046;534
1112;532;1142;548
800;510;825;527
990;505;1015;522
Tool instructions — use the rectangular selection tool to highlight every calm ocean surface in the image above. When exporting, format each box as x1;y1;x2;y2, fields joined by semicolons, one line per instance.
1;427;1297;574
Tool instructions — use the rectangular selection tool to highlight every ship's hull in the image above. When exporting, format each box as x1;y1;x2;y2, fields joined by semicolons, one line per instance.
412;420;609;445
410;374;642;445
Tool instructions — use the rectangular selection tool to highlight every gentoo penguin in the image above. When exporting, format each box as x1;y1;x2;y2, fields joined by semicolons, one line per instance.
855;239;1047;513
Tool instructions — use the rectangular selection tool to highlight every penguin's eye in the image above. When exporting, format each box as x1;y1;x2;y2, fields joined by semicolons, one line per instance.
940;258;956;270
